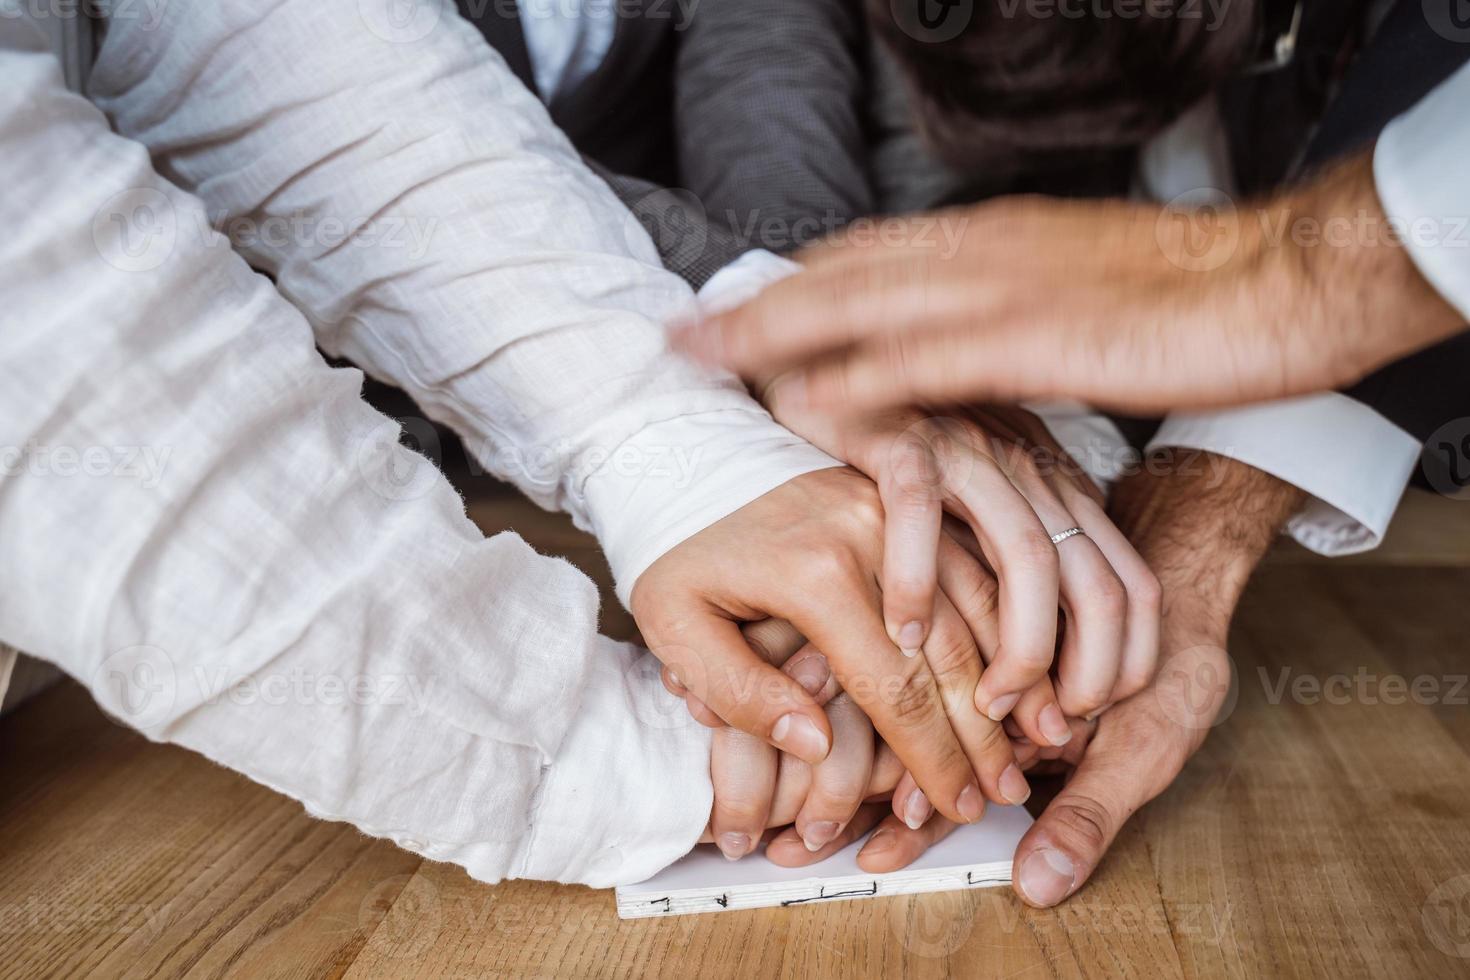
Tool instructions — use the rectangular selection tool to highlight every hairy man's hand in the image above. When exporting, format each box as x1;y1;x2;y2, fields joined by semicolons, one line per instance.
1010;451;1304;906
673;152;1463;416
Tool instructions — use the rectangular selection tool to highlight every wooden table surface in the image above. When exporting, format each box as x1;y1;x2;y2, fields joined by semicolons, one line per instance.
4;495;1470;979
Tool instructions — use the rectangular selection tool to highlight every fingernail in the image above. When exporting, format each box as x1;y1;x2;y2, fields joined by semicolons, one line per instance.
902;787;931;830
983;692;1021;722
863;828;897;855
772;712;830;763
787;654;831;697
1018;847;1076;907
668;671;682;690
1084;703;1113;723
957;782;985;823
895;620;926;651
802;821;841;852
1039;703;1073;746
718;833;750;861
1000;764;1031;806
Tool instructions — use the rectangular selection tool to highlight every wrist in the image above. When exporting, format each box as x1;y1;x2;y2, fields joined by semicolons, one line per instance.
586;409;841;608
1110;450;1305;628
1269;152;1463;387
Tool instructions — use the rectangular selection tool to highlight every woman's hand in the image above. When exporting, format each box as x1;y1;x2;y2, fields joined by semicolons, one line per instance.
636;467;1024;826
764;710;1098;874
688;619;1014;857
689;615;1098;865
761;400;1161;732
688;622;907;856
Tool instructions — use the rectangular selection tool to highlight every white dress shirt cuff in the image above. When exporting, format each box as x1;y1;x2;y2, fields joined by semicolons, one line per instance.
1149;394;1420;555
1373;63;1470;323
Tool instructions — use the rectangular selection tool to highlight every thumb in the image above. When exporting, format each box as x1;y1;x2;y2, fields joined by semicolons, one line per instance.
1010;703;1189;908
1011;637;1229;907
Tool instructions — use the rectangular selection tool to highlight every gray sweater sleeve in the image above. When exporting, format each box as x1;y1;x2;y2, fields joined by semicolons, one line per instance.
672;0;875;253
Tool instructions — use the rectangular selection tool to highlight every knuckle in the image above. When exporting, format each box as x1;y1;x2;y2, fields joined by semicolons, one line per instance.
1131;567;1163;617
742;618;803;666
809;766;867;810
1080;572;1127;621
637;603;699;646
951;570;1001;625
742;630;776;665
1058;682;1110;718
1112;667;1153;703
1008;638;1057;673
1049;795;1115;855
1010;662;1054;692
885;662;943;729
886;562;936;598
885;589;933;621
972;717;1013;762
996;440;1040;478
924;628;978;681
713;792;767;824
890;472;942;511
848;485;887;534
799;543;862;591
889;438;940;489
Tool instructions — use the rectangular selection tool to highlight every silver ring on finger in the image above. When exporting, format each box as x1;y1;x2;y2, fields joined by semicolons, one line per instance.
1049;526;1086;546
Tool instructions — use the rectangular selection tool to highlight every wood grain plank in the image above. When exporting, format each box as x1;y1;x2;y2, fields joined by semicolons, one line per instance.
4;546;1469;978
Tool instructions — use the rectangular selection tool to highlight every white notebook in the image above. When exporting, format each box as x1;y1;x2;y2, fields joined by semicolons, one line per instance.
615;805;1032;918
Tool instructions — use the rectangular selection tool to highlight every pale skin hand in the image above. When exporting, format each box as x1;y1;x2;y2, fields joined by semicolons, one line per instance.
691;615;1029;858
671;152;1464;418
632;467;1024;826
679;432;1159;857
698;678;912;856
763;400;1161;735
688;490;1117;860
688;618;900;857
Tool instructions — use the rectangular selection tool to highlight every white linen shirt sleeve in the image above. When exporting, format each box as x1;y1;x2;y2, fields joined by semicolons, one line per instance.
0;26;711;889
1373;62;1470;323
86;1;839;608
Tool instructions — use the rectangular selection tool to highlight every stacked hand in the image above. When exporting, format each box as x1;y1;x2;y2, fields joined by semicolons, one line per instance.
670;153;1462;418
634;467;1028;832
670;449;1298;909
649;405;1162;863
767;402;1161;730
